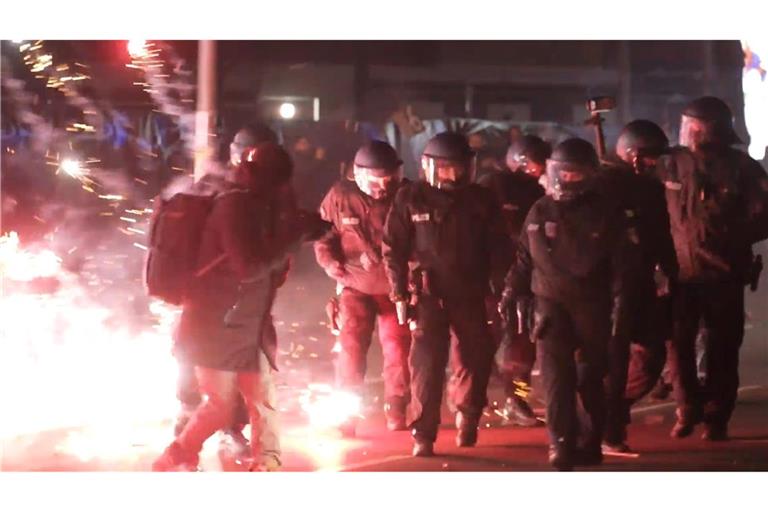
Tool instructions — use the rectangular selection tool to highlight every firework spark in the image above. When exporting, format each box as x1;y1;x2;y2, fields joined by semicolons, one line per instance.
0;232;180;440
298;384;363;430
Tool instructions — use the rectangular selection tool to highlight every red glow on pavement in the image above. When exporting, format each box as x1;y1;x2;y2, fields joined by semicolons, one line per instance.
0;232;180;440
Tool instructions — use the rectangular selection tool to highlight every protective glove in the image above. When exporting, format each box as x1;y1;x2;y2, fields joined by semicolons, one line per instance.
497;290;516;325
325;261;347;281
360;252;375;271
611;295;627;339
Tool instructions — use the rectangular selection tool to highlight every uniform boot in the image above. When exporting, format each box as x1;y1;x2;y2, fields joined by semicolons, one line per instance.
152;441;200;472
670;407;702;439
701;422;728;442
574;444;604;466
502;395;544;427
548;441;573;471
455;412;479;447
601;439;634;454
384;401;408;431
602;424;634;454
412;433;434;457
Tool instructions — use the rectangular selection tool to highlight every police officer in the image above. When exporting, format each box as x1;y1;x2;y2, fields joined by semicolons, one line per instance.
506;134;551;180
658;96;768;440
383;132;506;456
314;140;411;435
500;138;640;470
598;120;679;453
477;135;549;427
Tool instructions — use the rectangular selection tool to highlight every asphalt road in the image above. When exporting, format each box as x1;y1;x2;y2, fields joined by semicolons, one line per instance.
2;245;766;472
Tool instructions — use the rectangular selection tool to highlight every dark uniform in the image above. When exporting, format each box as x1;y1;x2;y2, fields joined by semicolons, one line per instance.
314;179;411;427
383;132;506;456
658;142;768;438
596;160;678;449
501;138;640;470
477;169;545;424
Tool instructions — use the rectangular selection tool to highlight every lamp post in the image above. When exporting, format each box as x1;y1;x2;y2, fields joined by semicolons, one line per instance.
194;40;217;181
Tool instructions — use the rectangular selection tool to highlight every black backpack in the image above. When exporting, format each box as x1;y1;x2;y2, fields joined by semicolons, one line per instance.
144;192;218;305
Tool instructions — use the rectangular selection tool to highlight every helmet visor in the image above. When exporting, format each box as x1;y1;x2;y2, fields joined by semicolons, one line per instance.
679;114;717;151
545;160;594;201
353;166;401;199
421;156;474;190
520;156;545;177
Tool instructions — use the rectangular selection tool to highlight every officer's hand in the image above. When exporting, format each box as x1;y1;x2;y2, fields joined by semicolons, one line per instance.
360;252;374;271
610;296;626;339
395;300;409;326
497;291;515;324
326;261;347;281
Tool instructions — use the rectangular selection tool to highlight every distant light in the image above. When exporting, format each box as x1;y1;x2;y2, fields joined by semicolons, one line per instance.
279;102;296;120
60;158;83;178
127;40;148;59
11;40;24;44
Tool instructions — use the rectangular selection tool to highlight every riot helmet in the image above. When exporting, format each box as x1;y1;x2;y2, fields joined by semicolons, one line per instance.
679;96;741;151
505;134;552;178
352;140;402;199
615;120;669;173
421;132;475;191
545;138;599;201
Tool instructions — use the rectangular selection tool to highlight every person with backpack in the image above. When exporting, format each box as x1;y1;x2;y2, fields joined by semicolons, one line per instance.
169;124;289;463
151;142;325;471
658;97;768;441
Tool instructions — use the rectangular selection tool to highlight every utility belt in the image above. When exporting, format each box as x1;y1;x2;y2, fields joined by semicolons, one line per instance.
500;295;536;343
393;267;440;329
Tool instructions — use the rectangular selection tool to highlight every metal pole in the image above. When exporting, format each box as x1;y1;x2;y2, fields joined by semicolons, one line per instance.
194;40;217;181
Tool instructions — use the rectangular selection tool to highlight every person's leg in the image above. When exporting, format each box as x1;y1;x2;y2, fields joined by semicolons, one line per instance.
237;352;281;470
498;310;542;427
603;327;629;447
534;297;578;470
375;295;412;430
626;292;671;405
668;283;705;437
175;359;202;436
177;368;239;452
626;341;667;403
700;281;745;439
564;298;610;464
337;288;376;394
408;295;450;454
153;367;239;471
336;288;375;436
448;297;496;446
